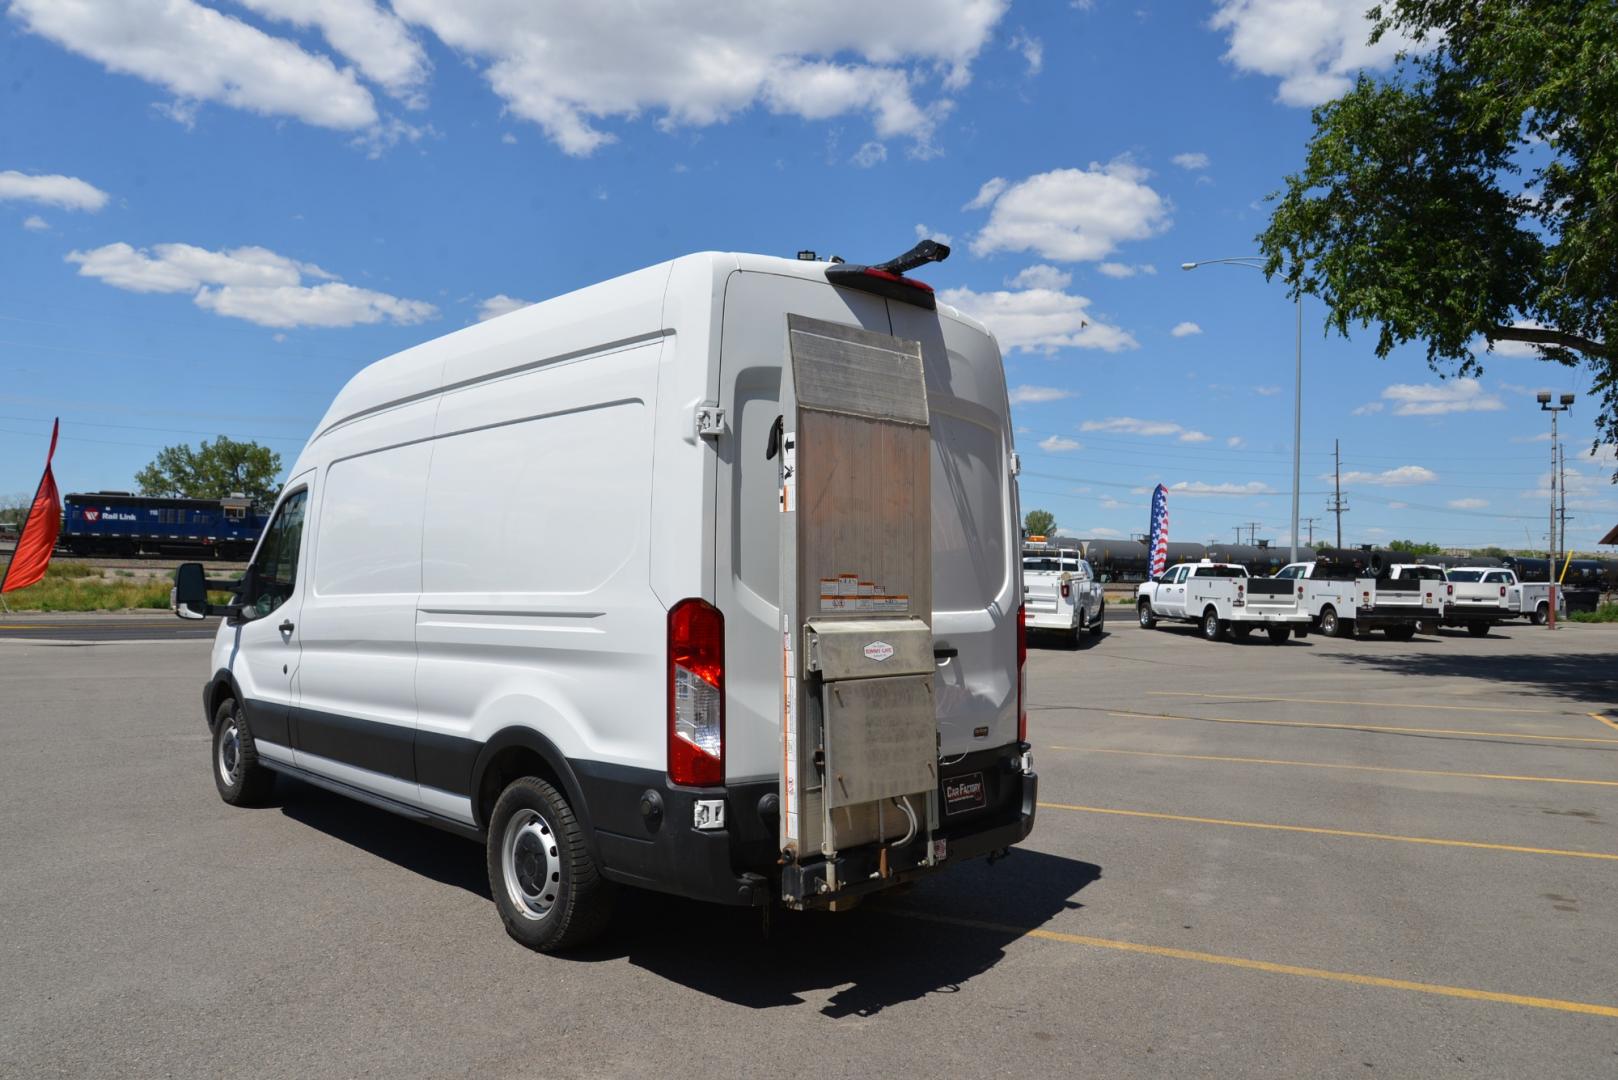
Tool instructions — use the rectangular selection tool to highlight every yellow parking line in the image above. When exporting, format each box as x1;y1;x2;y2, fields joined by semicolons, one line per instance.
1038;802;1618;861
1107;708;1618;747
1048;745;1618;788
1594;713;1618;733
1148;690;1559;715
896;911;1618;1019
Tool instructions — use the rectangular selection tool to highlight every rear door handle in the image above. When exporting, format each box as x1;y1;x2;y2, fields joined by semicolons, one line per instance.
279;620;295;634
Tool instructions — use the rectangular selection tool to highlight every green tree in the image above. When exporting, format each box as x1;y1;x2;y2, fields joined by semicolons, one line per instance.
135;437;284;505
1388;539;1443;555
1024;509;1057;538
1259;1;1616;469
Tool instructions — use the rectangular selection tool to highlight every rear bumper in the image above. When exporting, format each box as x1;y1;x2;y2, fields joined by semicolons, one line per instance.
571;745;1037;909
1442;605;1515;624
1355;606;1442;627
1026;611;1079;632
1230;609;1310;624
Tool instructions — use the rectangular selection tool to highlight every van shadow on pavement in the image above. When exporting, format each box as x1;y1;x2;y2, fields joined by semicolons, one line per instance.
1335;649;1618;713
273;779;1099;1016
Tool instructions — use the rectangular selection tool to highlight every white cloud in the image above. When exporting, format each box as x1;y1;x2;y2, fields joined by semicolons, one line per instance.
1039;435;1082;453
477;294;534;322
21;214;48;231
1097;261;1155;278
1170;321;1202;337
1009;29;1043;75
0;170;110;211
1448;498;1488;509
1253;385;1281;396
1351;401;1384;415
501;132;518;145
1086;526;1124;538
968;156;1171;262
1171;151;1209;170
66;241;435;328
964;177;1008;210
1385;502;1407;511
1081;416;1210;443
235;0;430;106
1006;264;1070;290
1334;465;1439;486
1210;0;1424;107
938;284;1138;353
391;0;1007;156
1226;436;1245;448
10;0;379;129
851;141;888;168
1380;378;1505;416
914;223;954;246
1008;385;1073;405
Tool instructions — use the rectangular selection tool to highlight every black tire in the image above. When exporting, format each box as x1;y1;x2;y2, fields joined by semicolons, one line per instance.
1090;603;1105;635
1385;625;1416;641
1467;622;1491;638
1201;607;1226;642
1530;602;1548;626
1267;625;1290;644
211;697;275;806
487;776;615;952
1138;602;1157;629
1231;624;1254;641
1319;606;1341;638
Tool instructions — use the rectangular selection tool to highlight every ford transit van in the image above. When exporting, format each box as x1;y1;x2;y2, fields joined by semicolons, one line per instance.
176;246;1036;950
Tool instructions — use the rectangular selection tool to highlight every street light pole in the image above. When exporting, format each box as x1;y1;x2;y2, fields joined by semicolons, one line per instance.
1182;258;1303;565
1537;391;1575;629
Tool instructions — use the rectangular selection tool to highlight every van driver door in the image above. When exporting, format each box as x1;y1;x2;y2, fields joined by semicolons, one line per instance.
226;479;311;761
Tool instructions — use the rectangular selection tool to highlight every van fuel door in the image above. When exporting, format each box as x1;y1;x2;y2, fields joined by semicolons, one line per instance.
776;313;937;908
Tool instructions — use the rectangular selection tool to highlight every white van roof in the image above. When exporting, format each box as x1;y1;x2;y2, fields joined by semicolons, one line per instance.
305;251;991;455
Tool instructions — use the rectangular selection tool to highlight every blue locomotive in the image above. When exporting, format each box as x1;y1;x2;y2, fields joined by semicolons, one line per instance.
60;492;269;558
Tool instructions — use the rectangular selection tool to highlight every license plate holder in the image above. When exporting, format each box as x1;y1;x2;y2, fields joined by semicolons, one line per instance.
944;772;987;816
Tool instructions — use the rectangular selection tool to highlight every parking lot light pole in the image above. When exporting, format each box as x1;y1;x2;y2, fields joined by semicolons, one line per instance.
1181;258;1303;565
1537;391;1575;629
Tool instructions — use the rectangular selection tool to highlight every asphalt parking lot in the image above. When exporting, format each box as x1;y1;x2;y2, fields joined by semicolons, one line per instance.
3;617;1616;1078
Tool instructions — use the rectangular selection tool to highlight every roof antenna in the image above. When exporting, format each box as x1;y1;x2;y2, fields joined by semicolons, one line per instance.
873;239;951;275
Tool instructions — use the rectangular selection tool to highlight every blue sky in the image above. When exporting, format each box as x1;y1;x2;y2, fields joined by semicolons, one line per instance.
1;0;1610;551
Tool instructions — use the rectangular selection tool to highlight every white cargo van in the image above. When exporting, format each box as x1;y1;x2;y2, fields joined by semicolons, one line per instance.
174;246;1035;951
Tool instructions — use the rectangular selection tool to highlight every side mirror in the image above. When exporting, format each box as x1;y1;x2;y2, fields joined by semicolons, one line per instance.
173;563;210;620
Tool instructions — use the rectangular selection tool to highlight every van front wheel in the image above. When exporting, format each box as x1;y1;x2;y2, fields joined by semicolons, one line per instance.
212;698;275;806
487;776;614;953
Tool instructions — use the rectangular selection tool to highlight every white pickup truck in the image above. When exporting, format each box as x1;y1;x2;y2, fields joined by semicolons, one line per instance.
1022;541;1105;645
1137;561;1311;643
1443;567;1563;634
1276;557;1444;639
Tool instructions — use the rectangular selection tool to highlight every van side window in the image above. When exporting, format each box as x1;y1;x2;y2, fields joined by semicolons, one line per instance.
251;489;308;618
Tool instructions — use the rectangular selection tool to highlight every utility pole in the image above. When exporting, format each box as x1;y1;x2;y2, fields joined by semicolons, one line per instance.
1557;442;1571;572
1538;392;1574;628
1300;517;1320;546
1327;439;1349;547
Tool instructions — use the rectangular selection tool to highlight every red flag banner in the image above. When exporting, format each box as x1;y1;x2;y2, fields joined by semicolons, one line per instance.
1;419;62;595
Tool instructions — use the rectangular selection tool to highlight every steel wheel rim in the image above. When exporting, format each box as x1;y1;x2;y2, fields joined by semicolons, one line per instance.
1321;611;1337;635
1138;606;1150;627
502;808;561;921
217;717;242;787
1203;614;1218;639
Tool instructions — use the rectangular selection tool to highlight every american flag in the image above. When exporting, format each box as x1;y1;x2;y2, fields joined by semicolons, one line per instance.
1147;484;1169;578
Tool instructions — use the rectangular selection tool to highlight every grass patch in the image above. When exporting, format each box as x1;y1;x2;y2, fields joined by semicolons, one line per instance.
1570;603;1618;624
0;561;233;612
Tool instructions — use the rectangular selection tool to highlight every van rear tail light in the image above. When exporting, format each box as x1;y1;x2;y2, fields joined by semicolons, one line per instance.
1447;584;1453;596
1362;590;1371;605
1017;604;1028;745
1500;586;1507;598
1297;585;1304;597
668;598;724;786
1060;581;1071;598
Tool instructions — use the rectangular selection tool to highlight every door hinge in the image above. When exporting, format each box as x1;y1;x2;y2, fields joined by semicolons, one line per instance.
1008;450;1022;477
694;404;726;440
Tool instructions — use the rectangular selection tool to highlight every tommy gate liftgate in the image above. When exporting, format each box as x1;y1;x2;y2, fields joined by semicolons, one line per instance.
776;313;941;909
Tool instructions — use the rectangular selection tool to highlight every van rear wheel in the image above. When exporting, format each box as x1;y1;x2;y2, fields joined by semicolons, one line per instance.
1201;607;1226;642
1530;601;1548;625
1467;622;1491;638
487;776;615;952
